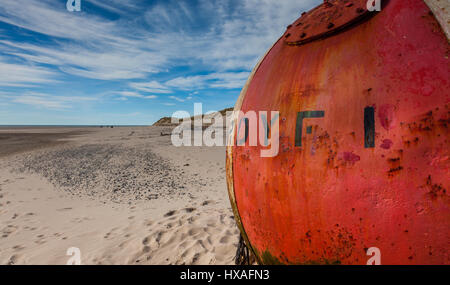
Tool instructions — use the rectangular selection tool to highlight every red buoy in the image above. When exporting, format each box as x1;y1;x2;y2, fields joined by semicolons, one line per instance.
227;0;449;265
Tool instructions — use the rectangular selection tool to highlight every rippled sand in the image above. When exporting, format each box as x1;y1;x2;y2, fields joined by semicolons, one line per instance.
0;126;238;265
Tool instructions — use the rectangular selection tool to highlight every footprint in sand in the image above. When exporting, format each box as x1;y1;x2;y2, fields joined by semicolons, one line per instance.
2;225;18;237
118;240;131;249
7;254;20;265
187;215;200;224
164;210;177;217
155;231;167;244
206;219;216;227
57;208;72;212
142;237;150;245
219;236;230;244
142;236;159;250
165;222;176;229
192;253;201;264
202;200;215;206
188;228;202;236
12;245;25;251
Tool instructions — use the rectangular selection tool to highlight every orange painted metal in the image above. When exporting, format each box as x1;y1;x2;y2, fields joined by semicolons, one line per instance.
284;0;373;46
227;0;449;264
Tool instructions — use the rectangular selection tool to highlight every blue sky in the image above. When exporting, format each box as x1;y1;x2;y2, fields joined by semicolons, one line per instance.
0;0;319;125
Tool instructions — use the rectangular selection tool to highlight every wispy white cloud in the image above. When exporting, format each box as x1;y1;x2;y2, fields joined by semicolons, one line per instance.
165;72;250;90
0;0;120;41
11;92;96;109
169;96;186;102
13;94;69;109
0;0;168;80
129;81;172;94
127;71;250;96
0;0;318;82
88;0;141;15
117;91;157;99
0;58;58;87
0;40;166;80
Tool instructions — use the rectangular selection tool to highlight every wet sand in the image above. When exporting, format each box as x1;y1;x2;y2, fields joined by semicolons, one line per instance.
0;128;88;158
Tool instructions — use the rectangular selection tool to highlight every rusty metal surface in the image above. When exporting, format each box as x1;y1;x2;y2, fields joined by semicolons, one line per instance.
227;0;450;265
284;0;374;46
226;42;279;264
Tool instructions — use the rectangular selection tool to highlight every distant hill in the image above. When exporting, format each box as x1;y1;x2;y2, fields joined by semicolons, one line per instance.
152;116;175;127
153;107;234;127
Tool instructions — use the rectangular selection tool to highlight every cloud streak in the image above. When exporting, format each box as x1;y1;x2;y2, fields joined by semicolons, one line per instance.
117;91;157;99
9;92;96;109
0;0;318;82
0;58;58;87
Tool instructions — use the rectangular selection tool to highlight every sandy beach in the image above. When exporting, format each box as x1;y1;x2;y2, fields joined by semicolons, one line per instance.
0;126;239;265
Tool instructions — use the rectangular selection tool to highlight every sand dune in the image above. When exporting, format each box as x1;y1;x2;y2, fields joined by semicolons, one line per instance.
0;127;238;265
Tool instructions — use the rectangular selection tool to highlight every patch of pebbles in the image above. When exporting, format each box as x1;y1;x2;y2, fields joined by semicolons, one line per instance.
13;144;186;203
